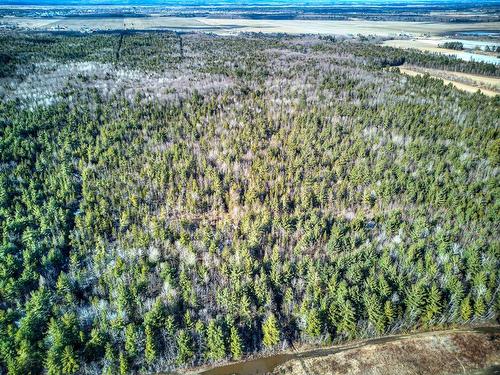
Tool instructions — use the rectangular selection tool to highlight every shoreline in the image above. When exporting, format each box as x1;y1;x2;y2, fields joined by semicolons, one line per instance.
180;324;500;375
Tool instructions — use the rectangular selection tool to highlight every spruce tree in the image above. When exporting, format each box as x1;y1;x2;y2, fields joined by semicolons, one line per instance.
384;300;395;324
423;283;442;324
474;296;486;318
206;320;226;361
364;294;385;334
61;346;79;375
262;314;280;348
229;326;243;360
460;294;473;321
338;300;356;338
405;282;426;321
119;352;128;375
305;308;322;338
124;324;138;358
177;330;194;365
144;325;156;365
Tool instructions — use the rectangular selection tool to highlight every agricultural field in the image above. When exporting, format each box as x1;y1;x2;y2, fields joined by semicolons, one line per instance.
383;38;499;65
2;16;500;37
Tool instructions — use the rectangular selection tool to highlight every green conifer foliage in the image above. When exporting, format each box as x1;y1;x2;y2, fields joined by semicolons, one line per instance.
229;326;243;360
206;320;226;361
262;314;280;348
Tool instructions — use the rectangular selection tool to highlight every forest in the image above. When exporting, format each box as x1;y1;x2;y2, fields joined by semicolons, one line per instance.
439;41;464;51
0;31;499;374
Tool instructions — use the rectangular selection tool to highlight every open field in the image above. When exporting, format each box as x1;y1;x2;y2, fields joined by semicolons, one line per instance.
398;66;500;96
2;16;500;37
271;327;500;375
383;38;500;65
193;19;500;37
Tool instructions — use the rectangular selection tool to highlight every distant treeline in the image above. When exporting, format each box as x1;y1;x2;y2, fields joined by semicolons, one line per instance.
439;41;464;50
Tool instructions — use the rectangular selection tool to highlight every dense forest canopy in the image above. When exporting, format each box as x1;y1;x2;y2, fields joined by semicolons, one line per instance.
0;31;499;374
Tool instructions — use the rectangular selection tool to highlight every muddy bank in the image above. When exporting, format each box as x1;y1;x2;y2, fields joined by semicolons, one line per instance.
194;326;500;375
273;328;500;375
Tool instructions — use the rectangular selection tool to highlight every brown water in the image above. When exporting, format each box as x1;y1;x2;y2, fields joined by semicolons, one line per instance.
199;353;292;375
199;335;403;375
198;326;500;375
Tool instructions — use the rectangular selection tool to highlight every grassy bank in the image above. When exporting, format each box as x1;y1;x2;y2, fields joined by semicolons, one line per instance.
191;325;500;375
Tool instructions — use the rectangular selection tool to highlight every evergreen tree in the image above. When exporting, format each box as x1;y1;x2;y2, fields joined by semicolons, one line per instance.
177;330;194;365
327;302;340;333
405;282;426;321
206;320;226;361
46;319;65;375
338;300;356;338
474;296;486;318
124;324;138;358
103;343;117;375
460;294;473;321
423;284;442;324
262;314;280;348
144;325;156;365
384;300;395;324
364;294;385;334
305;308;322;338
62;346;79;375
229;326;243;360
119;352;128;375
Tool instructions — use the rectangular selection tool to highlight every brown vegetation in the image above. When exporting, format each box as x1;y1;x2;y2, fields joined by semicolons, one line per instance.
273;329;500;375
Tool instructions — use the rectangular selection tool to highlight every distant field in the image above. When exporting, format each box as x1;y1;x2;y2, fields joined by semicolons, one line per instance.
197;19;500;37
383;38;500;65
398;66;500;96
2;16;500;37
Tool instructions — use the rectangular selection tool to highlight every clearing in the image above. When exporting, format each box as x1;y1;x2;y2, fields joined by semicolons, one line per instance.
398;66;500;96
383;38;499;65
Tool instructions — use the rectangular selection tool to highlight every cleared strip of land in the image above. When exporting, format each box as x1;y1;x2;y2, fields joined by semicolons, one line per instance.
398;66;500;96
383;38;499;65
